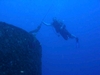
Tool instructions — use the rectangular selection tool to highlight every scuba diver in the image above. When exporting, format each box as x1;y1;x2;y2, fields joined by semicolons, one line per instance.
43;17;79;43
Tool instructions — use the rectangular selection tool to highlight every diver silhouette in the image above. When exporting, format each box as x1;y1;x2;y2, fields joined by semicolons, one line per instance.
43;17;79;43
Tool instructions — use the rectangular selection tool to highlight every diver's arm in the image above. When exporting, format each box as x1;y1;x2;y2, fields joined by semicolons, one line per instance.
42;22;51;26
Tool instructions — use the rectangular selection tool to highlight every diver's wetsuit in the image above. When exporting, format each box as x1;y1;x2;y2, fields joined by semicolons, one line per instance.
59;27;71;40
52;20;72;40
51;19;79;43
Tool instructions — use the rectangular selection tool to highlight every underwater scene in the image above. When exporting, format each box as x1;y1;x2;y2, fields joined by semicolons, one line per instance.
0;0;100;75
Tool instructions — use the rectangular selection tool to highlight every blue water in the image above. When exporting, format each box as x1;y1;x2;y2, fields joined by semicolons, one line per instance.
0;0;100;75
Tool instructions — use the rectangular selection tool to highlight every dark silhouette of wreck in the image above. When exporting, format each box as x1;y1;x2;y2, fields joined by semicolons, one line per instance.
0;22;42;75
